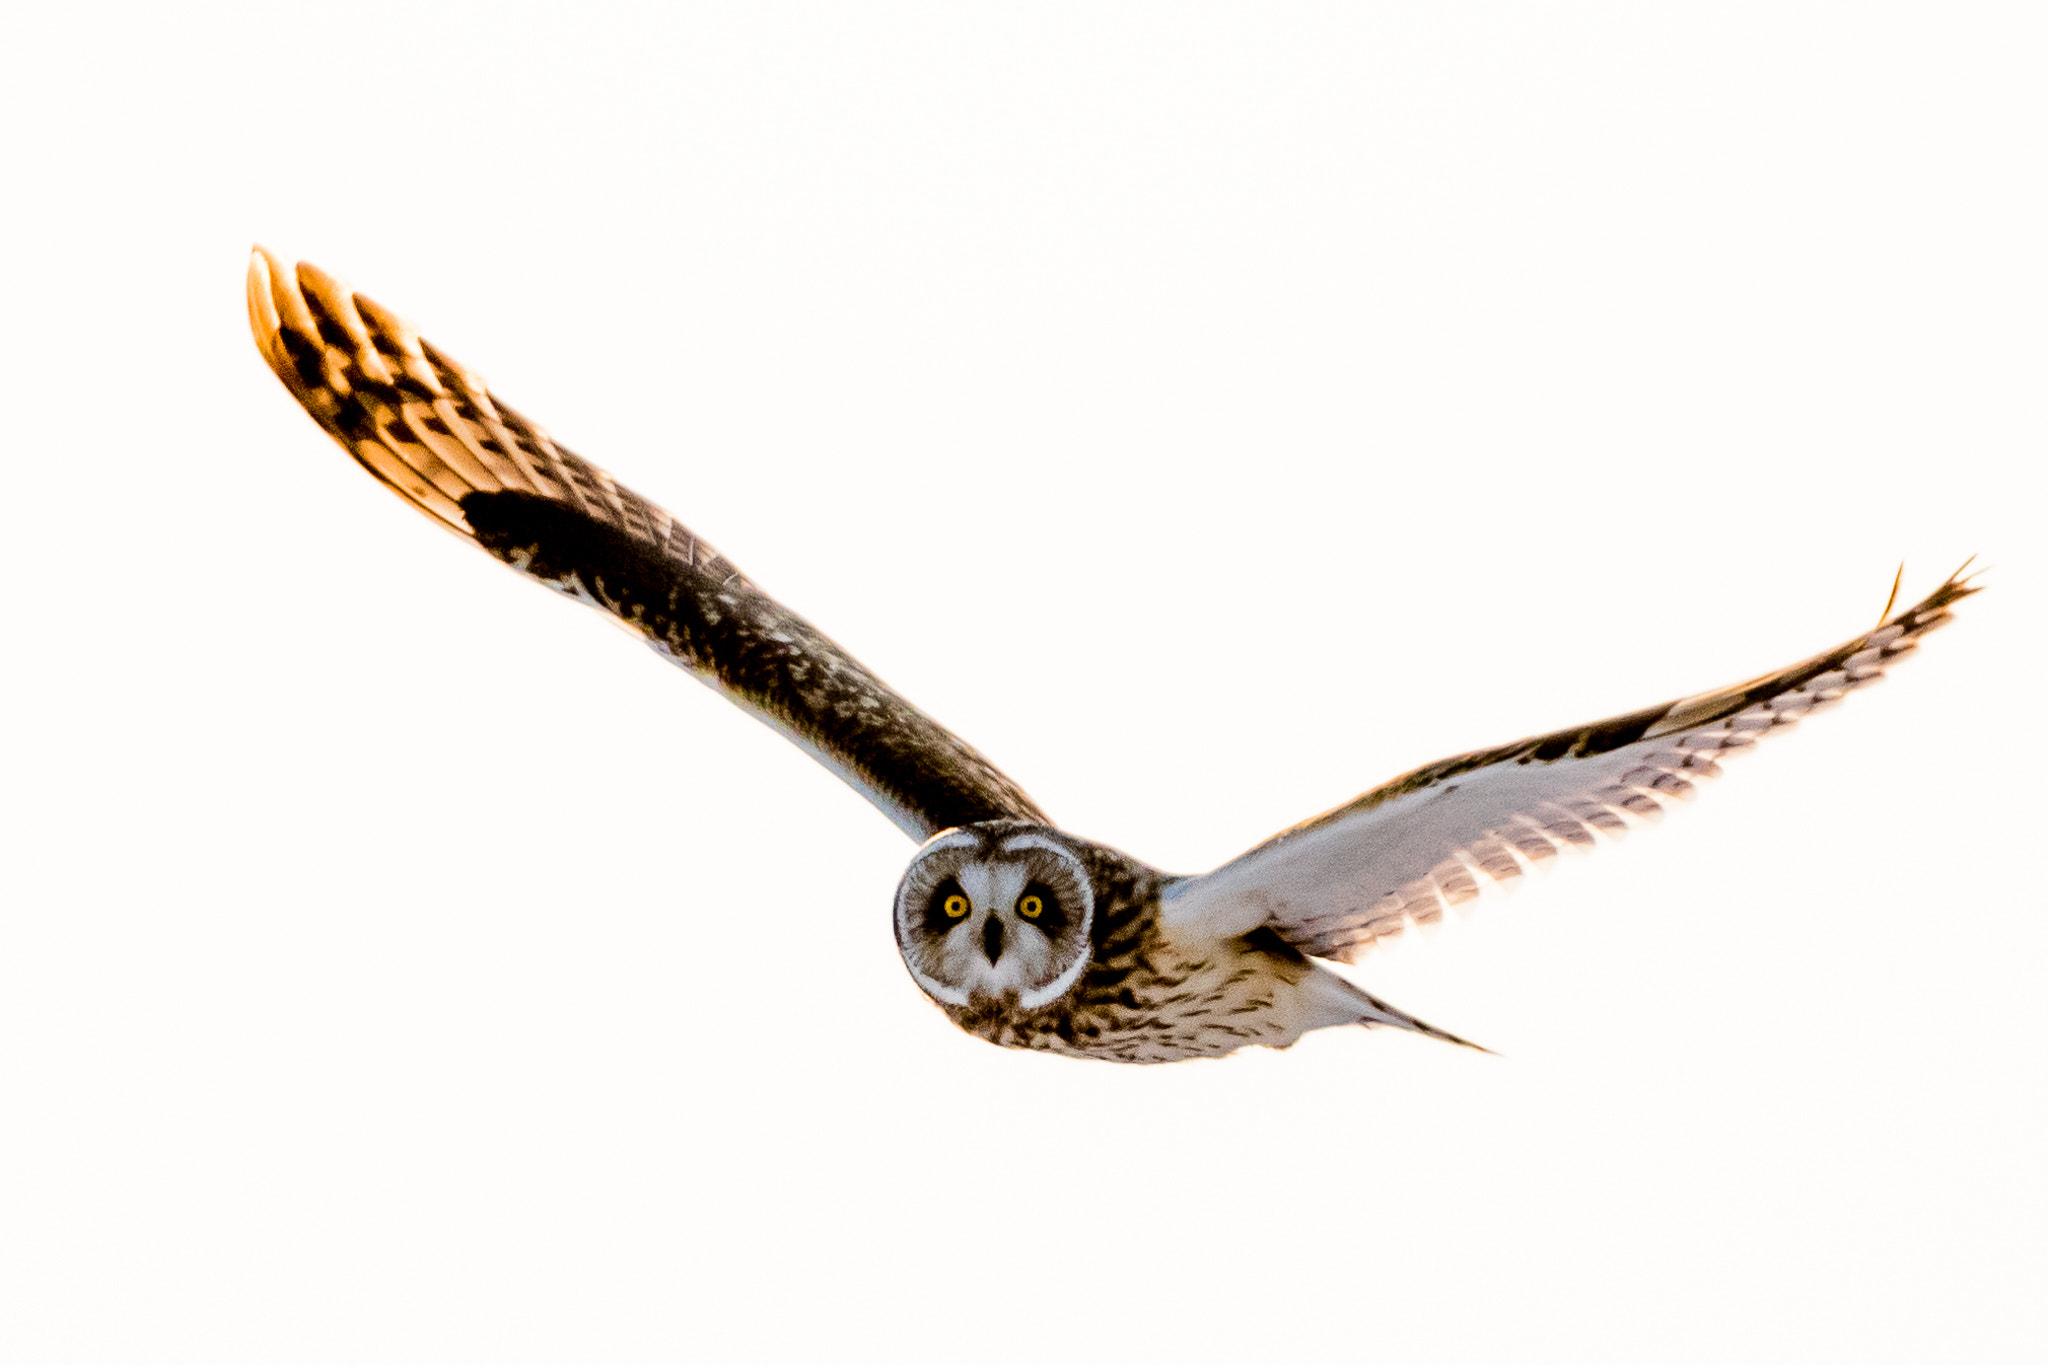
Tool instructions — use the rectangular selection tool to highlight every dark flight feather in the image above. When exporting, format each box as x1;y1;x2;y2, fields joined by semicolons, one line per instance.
247;248;1046;840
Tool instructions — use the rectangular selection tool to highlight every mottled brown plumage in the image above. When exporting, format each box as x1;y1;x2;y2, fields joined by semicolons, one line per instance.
897;825;1472;1063
248;248;1977;1063
246;247;1043;841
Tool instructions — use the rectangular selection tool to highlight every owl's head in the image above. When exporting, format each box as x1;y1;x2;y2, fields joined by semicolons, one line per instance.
893;823;1096;1010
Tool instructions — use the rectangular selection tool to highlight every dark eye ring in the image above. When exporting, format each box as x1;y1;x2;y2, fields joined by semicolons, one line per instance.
924;878;972;932
1015;881;1065;936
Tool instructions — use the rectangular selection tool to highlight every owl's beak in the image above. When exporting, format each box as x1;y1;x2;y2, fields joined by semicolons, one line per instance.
981;916;1005;964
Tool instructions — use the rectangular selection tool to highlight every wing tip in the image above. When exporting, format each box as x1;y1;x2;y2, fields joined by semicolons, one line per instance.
246;246;478;537
1877;562;1904;626
1889;558;1985;632
1941;555;1986;602
245;244;297;380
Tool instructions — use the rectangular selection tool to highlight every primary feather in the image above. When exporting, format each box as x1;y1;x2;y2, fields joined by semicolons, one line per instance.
1162;569;1978;959
246;247;1046;840
249;247;1978;1060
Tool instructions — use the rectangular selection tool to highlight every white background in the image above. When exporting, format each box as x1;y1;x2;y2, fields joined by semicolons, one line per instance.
2;4;2042;1361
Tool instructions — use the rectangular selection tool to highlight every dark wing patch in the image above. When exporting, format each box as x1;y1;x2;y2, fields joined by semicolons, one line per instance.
1161;568;1978;960
247;248;1046;840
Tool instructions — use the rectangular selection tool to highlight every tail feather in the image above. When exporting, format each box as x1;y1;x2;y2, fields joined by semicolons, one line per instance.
1306;966;1493;1053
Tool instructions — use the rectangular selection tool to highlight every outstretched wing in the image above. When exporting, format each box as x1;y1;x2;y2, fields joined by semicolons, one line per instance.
1161;570;1977;960
246;247;1046;841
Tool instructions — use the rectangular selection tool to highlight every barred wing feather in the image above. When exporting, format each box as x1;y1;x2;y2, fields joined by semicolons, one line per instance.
246;248;1047;841
1161;571;1977;961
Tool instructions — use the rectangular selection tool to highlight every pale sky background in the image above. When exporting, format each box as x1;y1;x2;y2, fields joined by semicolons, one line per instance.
2;4;2042;1362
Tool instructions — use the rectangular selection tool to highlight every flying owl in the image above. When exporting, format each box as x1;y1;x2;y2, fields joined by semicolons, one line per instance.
246;248;1976;1064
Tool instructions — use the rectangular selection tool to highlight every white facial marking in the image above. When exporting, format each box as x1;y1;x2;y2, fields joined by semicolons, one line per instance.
1018;944;1093;1010
921;829;983;856
893;830;1096;1011
995;831;1071;860
956;862;996;909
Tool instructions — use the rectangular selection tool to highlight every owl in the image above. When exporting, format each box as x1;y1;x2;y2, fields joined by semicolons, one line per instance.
246;248;1976;1064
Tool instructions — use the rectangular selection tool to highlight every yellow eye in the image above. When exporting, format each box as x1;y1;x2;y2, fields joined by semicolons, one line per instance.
944;894;969;919
1018;894;1043;919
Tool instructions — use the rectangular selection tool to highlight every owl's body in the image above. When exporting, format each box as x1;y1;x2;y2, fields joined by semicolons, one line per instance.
954;926;1432;1065
246;248;1977;1064
909;825;1432;1064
